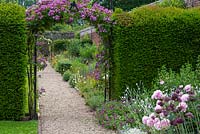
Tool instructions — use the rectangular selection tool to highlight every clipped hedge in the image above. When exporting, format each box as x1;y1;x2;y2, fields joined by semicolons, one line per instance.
111;6;200;99
0;3;27;120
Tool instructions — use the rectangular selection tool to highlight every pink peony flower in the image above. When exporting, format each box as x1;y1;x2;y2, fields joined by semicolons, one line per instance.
160;118;170;128
156;100;164;106
155;105;163;113
159;112;165;118
152;90;163;100
149;113;156;119
177;102;188;112
142;116;149;124
180;94;189;102
184;84;191;92
146;118;154;127
154;121;162;130
154;118;160;124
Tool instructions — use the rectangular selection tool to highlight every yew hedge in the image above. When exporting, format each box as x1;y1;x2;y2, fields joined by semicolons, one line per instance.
111;6;200;99
0;3;27;120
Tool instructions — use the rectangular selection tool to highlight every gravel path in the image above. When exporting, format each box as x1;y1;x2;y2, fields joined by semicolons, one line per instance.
38;63;116;134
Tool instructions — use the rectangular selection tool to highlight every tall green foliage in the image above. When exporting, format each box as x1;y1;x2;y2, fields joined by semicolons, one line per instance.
99;0;156;11
111;6;200;99
0;3;27;120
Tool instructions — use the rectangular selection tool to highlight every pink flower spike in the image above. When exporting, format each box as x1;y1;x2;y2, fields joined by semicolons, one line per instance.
180;94;189;102
184;84;191;92
152;90;163;100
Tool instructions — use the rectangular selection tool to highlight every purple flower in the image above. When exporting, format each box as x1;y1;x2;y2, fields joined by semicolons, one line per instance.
156;100;164;106
90;15;97;21
152;90;163;100
185;112;194;118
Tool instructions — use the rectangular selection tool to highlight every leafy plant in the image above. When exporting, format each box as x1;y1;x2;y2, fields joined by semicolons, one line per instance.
80;44;97;61
97;101;135;130
86;94;104;110
63;70;71;81
55;60;71;75
69;74;76;88
158;0;185;8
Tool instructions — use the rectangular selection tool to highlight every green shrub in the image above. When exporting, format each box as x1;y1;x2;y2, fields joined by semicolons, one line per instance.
80;34;92;44
86;94;104;110
80;44;96;60
63;70;71;81
67;39;82;57
0;3;27;120
70;58;90;76
55;60;71;75
53;39;69;54
158;0;185;8
69;74;76;88
111;6;200;99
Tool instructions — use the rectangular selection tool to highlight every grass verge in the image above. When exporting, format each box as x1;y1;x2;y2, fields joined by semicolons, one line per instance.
0;120;38;134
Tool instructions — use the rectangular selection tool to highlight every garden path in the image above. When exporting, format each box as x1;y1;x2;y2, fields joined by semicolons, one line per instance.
38;62;116;134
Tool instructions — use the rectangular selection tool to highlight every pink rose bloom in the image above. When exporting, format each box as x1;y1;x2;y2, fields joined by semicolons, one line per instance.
177;102;188;112
159;112;165;118
160;80;165;85
184;84;191;92
152;90;163;100
142;116;149;124
180;94;189;102
146;118;154;127
160;118;170;128
154;121;162;130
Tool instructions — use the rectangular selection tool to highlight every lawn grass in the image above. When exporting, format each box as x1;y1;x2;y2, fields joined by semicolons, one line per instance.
0;120;38;134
